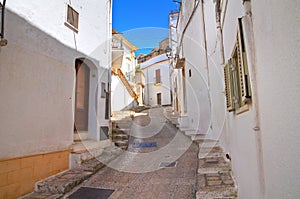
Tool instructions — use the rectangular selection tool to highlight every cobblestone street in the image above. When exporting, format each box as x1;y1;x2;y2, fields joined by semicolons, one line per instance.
64;107;198;199
22;107;237;199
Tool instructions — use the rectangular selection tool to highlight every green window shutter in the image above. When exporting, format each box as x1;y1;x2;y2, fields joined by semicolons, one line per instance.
224;61;234;111
230;56;240;110
237;18;251;103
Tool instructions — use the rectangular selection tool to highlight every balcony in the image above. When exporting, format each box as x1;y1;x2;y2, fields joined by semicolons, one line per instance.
112;38;124;70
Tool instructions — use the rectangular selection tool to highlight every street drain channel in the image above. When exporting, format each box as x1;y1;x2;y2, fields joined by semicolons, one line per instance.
133;141;157;148
69;187;114;199
159;161;177;168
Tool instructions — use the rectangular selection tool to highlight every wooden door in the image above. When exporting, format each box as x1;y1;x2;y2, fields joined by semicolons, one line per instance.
75;60;90;131
157;93;162;105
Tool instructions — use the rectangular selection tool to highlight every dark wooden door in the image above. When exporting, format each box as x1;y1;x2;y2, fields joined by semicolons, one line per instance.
157;93;162;105
75;60;90;131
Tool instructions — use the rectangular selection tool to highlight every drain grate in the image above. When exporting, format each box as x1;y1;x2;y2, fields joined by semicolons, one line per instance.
133;142;157;148
159;161;177;168
69;187;114;199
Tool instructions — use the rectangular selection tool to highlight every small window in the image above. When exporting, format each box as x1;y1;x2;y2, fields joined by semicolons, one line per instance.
155;69;161;84
65;5;79;32
224;17;251;114
101;82;106;98
189;69;192;77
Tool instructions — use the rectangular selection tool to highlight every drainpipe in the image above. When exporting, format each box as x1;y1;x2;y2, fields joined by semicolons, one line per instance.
242;1;266;197
201;0;213;130
215;0;225;64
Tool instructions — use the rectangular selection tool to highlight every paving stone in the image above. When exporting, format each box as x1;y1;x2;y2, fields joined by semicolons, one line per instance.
22;107;238;199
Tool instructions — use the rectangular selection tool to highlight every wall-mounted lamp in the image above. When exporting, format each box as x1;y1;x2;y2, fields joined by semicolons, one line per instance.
165;46;172;59
0;0;7;46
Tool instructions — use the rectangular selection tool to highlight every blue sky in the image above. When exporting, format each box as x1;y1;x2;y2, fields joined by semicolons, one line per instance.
112;0;179;55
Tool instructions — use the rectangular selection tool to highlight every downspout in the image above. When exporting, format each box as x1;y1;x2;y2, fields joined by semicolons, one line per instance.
243;1;266;197
215;0;225;64
201;0;213;130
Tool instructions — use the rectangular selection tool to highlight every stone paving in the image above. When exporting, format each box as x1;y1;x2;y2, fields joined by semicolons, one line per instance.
63;107;198;199
21;107;238;199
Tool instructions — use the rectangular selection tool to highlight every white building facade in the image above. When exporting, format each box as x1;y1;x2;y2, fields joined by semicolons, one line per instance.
171;0;300;198
0;0;112;197
141;54;172;107
111;30;139;112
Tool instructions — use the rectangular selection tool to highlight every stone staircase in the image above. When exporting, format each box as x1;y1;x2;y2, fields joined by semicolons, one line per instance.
196;140;238;199
163;107;238;198
111;112;133;151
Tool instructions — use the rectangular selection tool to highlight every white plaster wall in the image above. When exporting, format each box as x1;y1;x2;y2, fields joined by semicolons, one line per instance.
6;0;110;64
111;75;134;111
252;1;300;198
208;0;262;198
111;41;136;112
0;0;111;158
0;10;75;159
142;57;171;106
176;0;262;198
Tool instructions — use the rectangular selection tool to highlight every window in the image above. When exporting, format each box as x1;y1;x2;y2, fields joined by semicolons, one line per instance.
155;69;161;84
101;82;106;98
224;18;251;114
189;69;192;77
65;4;79;32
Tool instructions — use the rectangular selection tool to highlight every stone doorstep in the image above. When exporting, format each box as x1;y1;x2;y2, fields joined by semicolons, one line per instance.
198;152;224;159
73;132;88;142
34;169;93;194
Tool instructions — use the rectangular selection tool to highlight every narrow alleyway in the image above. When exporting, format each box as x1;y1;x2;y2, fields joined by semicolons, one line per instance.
64;107;198;199
21;107;237;199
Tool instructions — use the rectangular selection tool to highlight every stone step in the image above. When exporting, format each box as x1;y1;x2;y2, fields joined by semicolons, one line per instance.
197;171;237;199
34;169;93;194
114;140;129;150
112;133;129;140
73;131;88;142
197;139;219;148
198;146;224;159
198;156;231;174
112;128;129;135
70;139;112;168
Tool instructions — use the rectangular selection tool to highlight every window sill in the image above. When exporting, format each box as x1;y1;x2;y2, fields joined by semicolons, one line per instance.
64;22;78;33
235;104;249;115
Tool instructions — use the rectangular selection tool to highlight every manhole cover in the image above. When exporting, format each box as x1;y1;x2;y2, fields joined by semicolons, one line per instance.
69;187;114;199
133;142;157;148
159;161;177;168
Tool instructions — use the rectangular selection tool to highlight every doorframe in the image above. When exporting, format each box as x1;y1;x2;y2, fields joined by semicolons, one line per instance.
74;59;90;132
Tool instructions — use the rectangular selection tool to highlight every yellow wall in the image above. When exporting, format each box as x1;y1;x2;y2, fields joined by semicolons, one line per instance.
0;150;70;199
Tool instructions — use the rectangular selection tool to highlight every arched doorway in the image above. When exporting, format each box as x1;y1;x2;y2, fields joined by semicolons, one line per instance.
74;59;90;131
